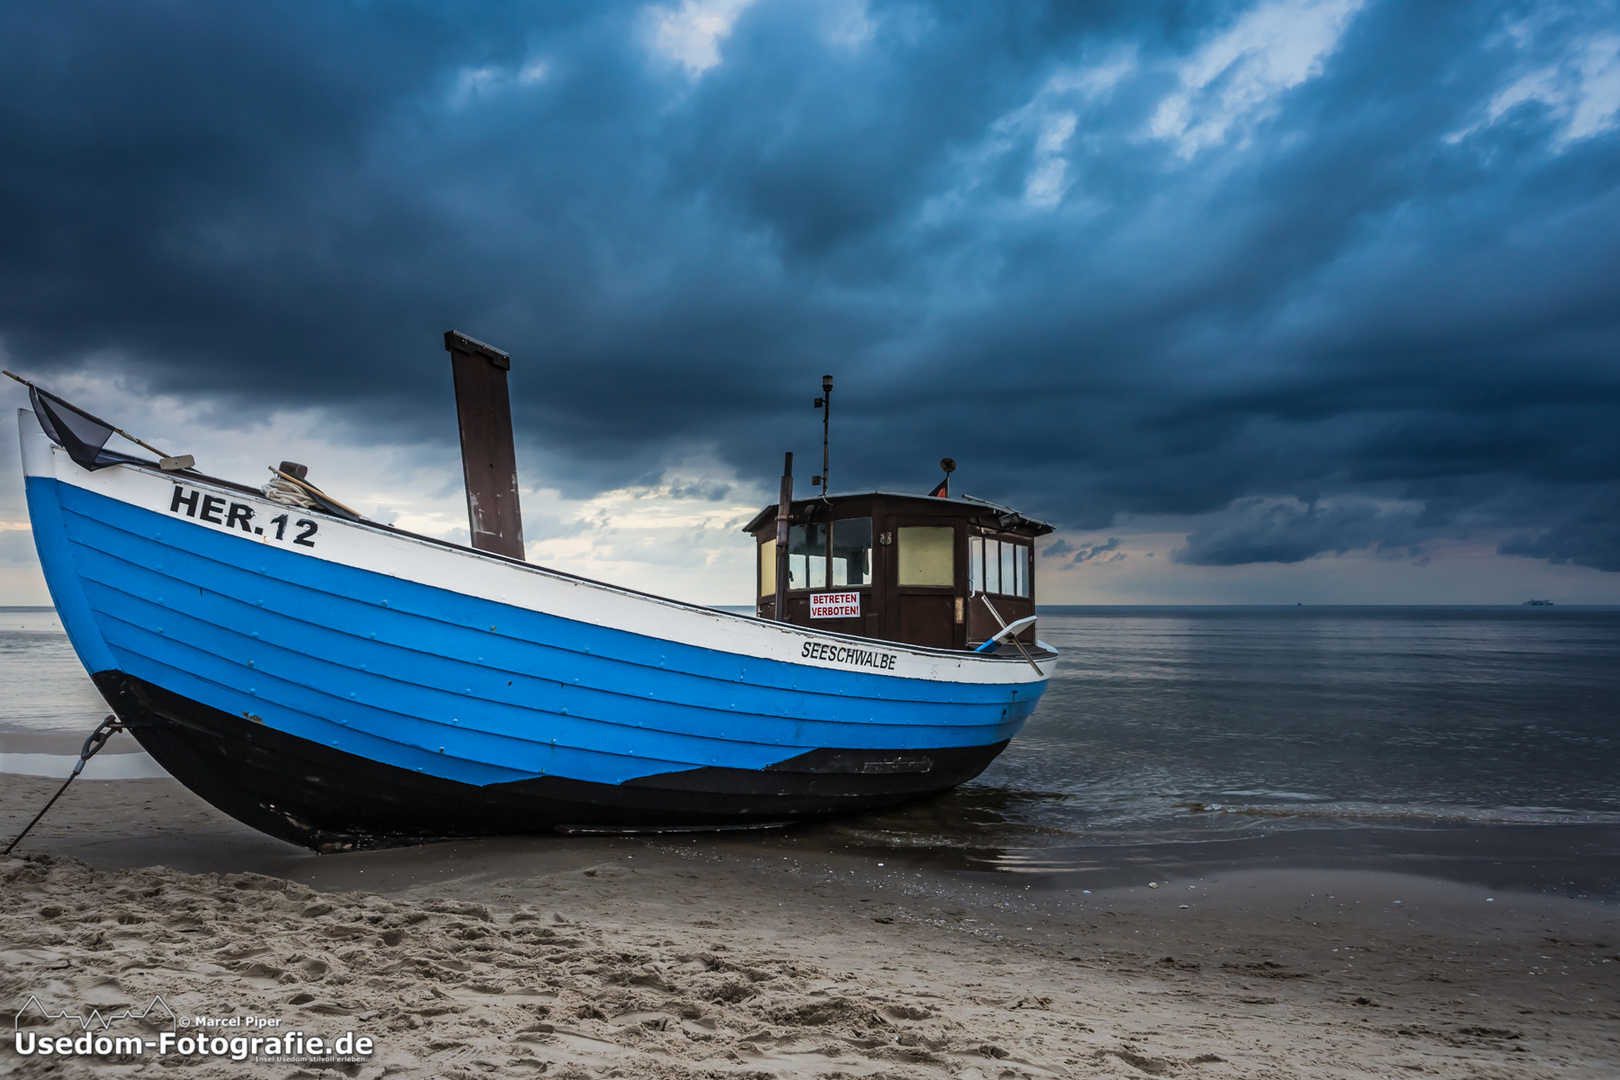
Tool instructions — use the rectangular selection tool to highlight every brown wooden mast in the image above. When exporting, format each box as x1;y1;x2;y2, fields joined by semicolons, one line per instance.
446;330;526;561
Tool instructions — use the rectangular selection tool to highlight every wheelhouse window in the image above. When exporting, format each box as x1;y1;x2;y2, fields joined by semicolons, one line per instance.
971;535;1030;598
759;539;776;596
831;517;873;587
778;518;875;591
897;526;955;587
787;522;828;590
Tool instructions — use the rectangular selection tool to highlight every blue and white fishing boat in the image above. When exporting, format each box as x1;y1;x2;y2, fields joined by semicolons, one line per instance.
10;338;1055;851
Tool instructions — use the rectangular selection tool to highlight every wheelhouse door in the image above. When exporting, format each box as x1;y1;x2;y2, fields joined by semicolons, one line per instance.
889;521;962;650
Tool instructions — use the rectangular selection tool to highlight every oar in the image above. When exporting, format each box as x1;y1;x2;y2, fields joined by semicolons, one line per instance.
976;597;1044;675
974;614;1038;652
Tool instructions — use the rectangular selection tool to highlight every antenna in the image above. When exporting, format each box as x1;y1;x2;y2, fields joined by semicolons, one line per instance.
812;374;833;502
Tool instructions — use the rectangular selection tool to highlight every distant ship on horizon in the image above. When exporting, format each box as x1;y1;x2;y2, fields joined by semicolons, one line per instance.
1524;599;1555;606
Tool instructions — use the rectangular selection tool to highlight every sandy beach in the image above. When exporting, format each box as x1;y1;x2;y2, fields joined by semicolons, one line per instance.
3;773;1618;1079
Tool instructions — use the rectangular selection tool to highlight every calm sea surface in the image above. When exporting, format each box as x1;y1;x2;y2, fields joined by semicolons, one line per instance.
0;607;111;733
821;606;1620;894
5;604;1618;890
1008;605;1620;828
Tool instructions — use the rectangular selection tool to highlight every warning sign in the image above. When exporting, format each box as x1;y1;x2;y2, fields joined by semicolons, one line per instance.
809;591;861;619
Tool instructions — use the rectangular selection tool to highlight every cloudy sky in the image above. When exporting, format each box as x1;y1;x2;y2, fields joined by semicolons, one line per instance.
3;0;1619;606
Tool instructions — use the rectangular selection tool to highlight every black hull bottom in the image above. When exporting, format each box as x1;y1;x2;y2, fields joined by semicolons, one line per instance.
92;672;1009;852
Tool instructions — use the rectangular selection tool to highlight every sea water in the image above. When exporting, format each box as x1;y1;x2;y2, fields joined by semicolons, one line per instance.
825;606;1620;895
0;608;110;733
1003;605;1620;832
5;604;1618;891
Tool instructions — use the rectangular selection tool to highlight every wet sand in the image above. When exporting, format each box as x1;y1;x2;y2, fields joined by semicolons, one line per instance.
4;774;1619;1078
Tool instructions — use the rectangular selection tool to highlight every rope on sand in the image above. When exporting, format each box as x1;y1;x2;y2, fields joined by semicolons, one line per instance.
3;714;126;856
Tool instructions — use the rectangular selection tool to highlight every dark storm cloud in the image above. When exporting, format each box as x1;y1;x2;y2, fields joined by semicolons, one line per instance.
1172;497;1423;566
668;479;736;501
3;0;1619;565
1043;536;1125;566
1499;489;1620;572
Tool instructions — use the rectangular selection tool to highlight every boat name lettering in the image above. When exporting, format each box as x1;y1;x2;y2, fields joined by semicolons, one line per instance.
800;641;897;670
168;485;318;547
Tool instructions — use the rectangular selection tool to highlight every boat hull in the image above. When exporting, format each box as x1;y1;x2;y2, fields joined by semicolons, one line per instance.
96;670;1009;850
18;408;1053;850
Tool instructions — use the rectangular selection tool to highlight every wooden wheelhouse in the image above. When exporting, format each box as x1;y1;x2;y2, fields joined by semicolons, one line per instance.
742;491;1054;652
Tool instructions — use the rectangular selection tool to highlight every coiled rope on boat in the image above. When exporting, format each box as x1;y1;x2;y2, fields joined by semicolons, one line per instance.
262;472;318;509
261;465;364;521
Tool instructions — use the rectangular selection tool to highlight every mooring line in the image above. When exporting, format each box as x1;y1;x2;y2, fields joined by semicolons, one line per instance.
3;714;126;856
